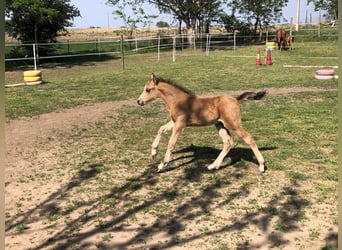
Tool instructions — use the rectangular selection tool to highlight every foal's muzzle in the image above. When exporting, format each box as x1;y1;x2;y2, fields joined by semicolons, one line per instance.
137;99;145;106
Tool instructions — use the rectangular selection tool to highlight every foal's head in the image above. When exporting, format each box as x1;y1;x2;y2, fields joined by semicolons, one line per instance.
137;73;160;106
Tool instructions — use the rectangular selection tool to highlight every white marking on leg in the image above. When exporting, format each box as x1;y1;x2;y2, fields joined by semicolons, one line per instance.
151;121;174;158
159;122;184;171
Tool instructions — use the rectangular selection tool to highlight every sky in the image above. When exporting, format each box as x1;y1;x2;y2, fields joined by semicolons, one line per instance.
69;0;321;29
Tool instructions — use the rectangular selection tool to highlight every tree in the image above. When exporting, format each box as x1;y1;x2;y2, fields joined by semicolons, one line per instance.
307;0;338;20
156;21;170;28
148;0;223;34
5;0;80;43
228;0;289;34
106;0;157;38
219;13;250;34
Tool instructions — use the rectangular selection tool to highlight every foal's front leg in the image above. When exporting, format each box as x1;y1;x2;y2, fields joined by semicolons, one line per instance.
151;120;174;158
158;122;184;172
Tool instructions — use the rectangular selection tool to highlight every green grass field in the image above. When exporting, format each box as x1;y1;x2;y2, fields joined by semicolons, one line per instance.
5;39;338;249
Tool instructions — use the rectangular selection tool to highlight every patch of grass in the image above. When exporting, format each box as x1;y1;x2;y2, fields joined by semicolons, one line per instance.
5;40;337;119
102;233;113;241
15;223;29;232
309;228;320;240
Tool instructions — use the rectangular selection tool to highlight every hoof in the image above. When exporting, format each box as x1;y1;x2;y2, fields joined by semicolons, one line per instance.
208;164;220;170
259;164;266;173
157;162;165;172
151;149;157;159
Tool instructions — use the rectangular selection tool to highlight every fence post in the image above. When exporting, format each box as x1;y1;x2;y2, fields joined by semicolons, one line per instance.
97;37;101;55
157;35;160;62
205;34;210;56
67;40;70;54
120;34;125;69
33;43;37;70
233;31;237;51
295;0;300;31
172;36;176;62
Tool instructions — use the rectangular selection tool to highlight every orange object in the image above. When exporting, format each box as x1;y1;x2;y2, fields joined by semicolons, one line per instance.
265;48;272;65
256;48;262;66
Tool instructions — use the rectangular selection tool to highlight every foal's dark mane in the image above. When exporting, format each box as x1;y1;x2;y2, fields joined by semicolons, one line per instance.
157;77;195;96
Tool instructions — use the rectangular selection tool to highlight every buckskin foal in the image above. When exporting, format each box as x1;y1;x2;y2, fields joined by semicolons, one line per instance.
137;73;266;173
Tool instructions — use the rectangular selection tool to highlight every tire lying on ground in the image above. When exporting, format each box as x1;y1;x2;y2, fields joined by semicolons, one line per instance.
23;70;42;77
314;74;335;80
24;76;42;82
314;69;335;80
23;70;42;82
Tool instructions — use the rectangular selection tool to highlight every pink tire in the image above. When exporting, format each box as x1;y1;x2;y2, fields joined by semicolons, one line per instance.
315;69;335;75
314;74;335;80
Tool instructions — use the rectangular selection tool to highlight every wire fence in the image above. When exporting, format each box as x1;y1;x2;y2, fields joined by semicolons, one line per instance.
5;26;338;69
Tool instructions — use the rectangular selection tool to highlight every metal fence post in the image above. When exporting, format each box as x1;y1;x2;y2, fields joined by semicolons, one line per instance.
120;34;125;69
172;36;176;62
33;43;37;70
205;34;210;56
157;35;160;62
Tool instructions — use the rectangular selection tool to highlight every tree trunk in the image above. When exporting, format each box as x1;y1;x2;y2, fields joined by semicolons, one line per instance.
178;19;182;35
187;27;195;48
204;20;210;34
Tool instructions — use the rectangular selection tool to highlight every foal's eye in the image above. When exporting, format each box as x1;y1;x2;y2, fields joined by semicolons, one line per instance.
146;88;152;93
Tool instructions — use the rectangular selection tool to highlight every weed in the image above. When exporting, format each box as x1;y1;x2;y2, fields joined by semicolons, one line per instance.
309;229;320;240
15;224;29;232
102;233;113;241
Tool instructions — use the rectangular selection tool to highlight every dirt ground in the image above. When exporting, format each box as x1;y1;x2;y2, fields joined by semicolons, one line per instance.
5;87;337;249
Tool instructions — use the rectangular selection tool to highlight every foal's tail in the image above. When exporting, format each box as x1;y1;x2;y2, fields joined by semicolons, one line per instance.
236;90;267;102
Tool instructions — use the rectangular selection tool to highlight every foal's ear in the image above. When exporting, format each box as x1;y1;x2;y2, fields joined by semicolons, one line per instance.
150;73;158;85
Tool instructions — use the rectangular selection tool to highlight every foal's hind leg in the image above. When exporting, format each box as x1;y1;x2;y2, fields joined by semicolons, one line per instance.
208;123;234;170
233;126;265;172
151;120;174;158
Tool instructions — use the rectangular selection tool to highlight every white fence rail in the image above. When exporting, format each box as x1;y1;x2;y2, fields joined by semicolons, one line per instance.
5;28;338;69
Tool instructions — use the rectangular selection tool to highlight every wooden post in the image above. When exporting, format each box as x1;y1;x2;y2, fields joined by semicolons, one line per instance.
233;30;237;51
67;40;70;54
120;34;125;69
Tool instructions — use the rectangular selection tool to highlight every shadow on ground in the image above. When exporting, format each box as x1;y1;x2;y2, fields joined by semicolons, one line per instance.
5;145;337;249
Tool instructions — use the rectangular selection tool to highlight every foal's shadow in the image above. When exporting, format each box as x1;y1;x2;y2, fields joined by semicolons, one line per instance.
153;144;276;173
